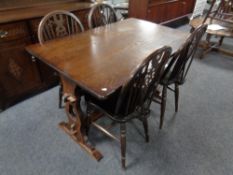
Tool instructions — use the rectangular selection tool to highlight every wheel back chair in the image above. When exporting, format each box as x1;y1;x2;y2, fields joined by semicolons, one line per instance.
38;10;84;108
88;3;118;29
86;46;172;169
153;24;208;129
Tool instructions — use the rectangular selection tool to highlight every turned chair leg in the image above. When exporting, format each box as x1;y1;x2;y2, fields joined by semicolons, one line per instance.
142;118;149;142
120;123;126;169
58;83;63;108
219;36;224;46
160;85;167;129
174;83;179;112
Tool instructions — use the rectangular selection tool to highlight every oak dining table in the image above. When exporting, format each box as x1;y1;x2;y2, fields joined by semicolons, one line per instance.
26;18;189;161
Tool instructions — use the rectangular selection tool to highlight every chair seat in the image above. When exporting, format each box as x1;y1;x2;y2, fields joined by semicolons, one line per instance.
86;90;153;124
160;70;185;86
160;70;174;85
85;89;120;116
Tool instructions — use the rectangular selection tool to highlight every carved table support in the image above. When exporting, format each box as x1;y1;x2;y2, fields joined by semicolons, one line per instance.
58;75;103;161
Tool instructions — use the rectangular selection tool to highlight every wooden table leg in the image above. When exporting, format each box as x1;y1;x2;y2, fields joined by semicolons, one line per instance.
59;95;103;161
58;76;103;161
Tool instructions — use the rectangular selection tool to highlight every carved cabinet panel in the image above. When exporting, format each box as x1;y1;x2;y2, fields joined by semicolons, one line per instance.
0;38;41;109
0;20;58;110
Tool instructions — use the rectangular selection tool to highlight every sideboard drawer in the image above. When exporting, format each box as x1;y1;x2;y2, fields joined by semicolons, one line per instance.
0;21;29;42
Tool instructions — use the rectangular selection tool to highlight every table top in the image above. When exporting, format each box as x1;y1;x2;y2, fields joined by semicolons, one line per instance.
26;18;188;99
190;17;233;37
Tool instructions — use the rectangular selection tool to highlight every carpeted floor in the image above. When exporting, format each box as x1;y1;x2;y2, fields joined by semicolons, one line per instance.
0;25;233;175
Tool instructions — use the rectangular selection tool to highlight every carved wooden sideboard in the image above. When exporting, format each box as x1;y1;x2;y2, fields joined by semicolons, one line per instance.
0;0;93;110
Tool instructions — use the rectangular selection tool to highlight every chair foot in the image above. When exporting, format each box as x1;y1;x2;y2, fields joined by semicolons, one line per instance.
175;84;179;112
142;118;149;142
159;85;167;129
58;84;63;108
219;36;224;46
120;123;126;169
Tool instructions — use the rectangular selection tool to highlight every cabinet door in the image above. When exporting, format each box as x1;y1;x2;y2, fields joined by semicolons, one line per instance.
184;0;196;14
147;0;196;23
165;1;183;21
129;0;149;19
29;18;59;84
178;0;196;17
0;38;41;108
147;1;183;23
147;5;166;23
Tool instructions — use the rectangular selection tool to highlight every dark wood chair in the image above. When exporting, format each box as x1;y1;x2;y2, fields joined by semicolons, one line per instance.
153;24;207;129
88;3;118;29
38;10;84;108
86;46;172;169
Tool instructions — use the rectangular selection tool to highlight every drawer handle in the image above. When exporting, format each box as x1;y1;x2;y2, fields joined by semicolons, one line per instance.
0;30;8;38
31;56;36;62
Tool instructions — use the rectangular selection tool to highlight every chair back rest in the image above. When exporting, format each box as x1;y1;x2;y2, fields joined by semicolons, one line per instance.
38;10;84;44
88;3;118;29
115;46;172;117
163;24;207;84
